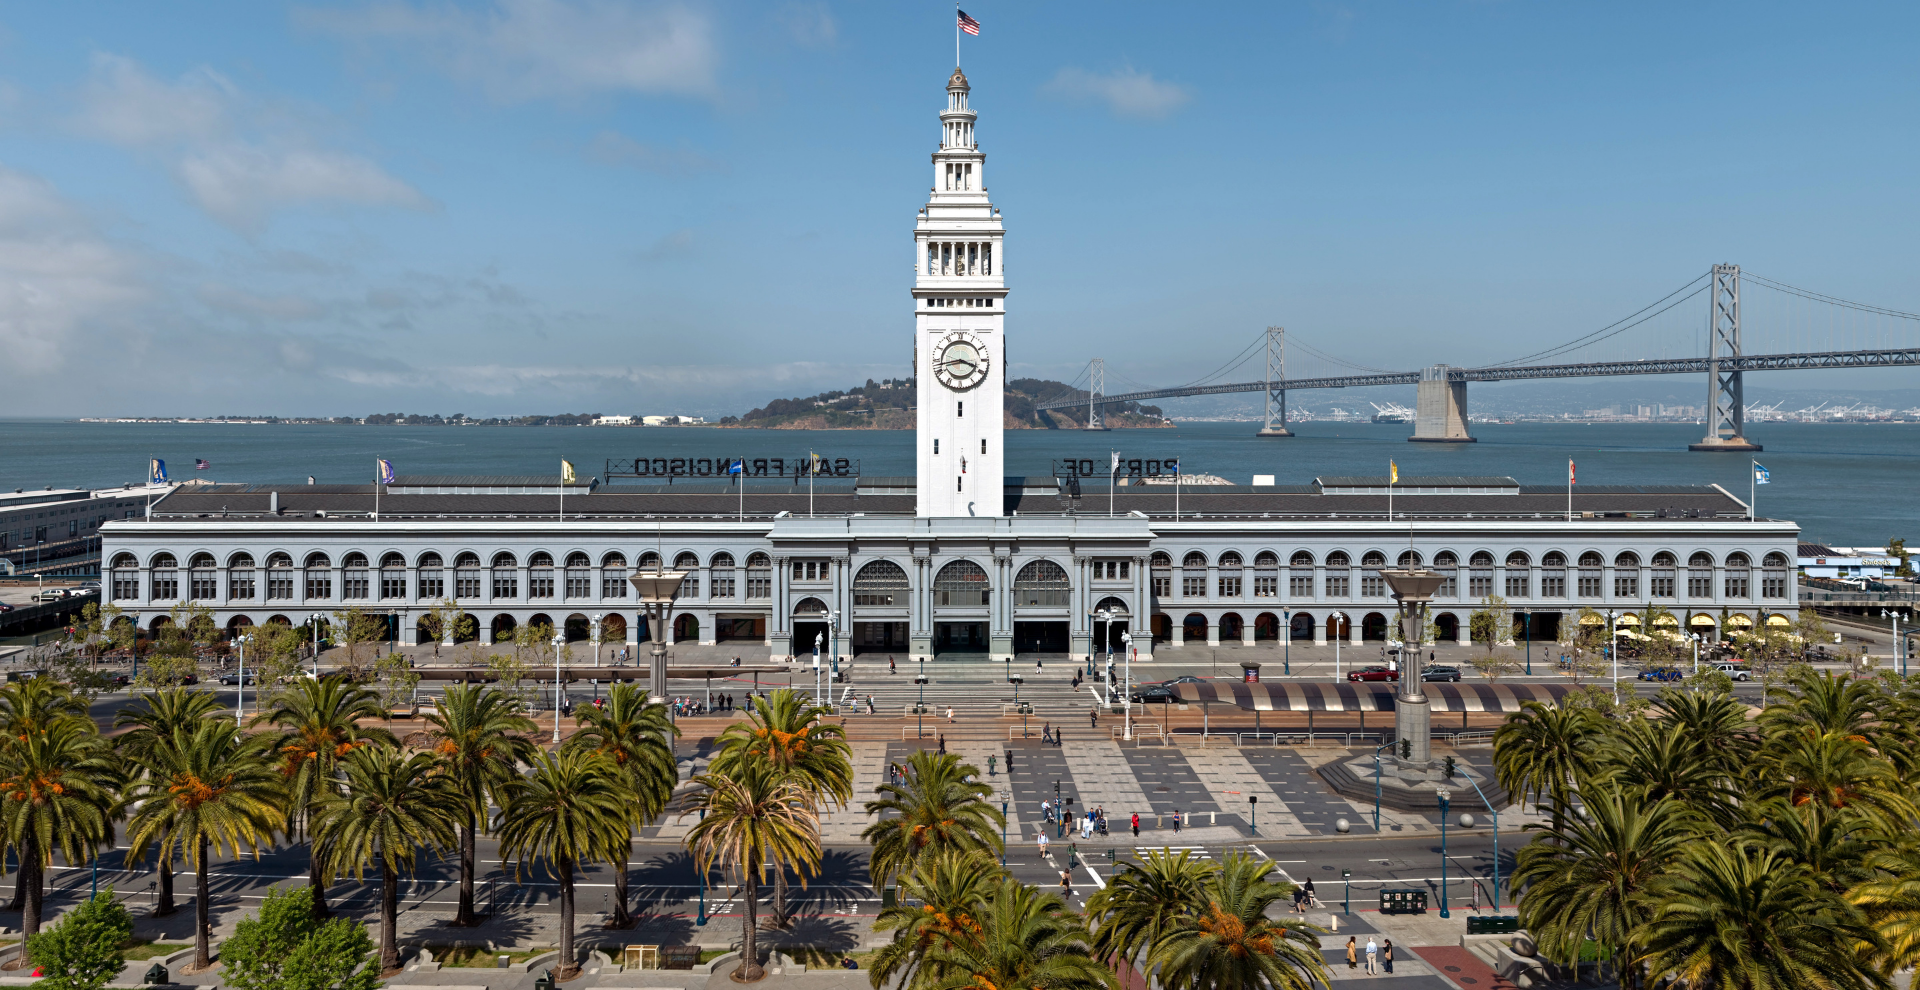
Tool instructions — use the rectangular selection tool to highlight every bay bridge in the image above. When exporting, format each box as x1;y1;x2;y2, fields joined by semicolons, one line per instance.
1037;265;1920;451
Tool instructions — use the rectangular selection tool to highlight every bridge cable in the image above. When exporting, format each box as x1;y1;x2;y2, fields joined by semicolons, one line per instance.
1741;272;1920;323
1477;272;1711;369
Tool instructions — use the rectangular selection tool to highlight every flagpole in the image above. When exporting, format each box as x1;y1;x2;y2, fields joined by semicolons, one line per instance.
955;1;960;66
1567;459;1573;523
1750;459;1756;522
1388;465;1393;523
374;459;380;521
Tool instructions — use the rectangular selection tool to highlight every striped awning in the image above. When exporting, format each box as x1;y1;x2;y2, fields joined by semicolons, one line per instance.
1170;681;1579;714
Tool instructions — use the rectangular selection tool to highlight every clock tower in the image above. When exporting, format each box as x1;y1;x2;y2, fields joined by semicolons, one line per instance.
915;67;1006;518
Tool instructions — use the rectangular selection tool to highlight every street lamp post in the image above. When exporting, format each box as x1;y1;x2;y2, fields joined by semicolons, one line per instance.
590;612;602;701
1606;610;1619;705
1884;609;1906;675
629;565;688;704
829;608;841;698
1520;611;1532;674
551;632;566;744
309;613;323;675
1121;631;1134;741
999;791;1009;866
1282;607;1291;675
234;633;251;727
1331;612;1347;679
915;663;928;740
1436;787;1452;918
1379;568;1444;774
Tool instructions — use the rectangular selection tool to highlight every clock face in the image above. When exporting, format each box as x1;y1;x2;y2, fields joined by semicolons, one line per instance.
934;332;990;390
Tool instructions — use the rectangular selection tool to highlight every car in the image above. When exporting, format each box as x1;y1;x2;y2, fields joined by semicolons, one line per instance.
1159;675;1205;685
217;672;258;685
1712;662;1752;681
0;602;13;613
105;673;131;688
1129;684;1176;703
1638;667;1685;682
1347;666;1399;682
1421;665;1462;682
32;588;72;602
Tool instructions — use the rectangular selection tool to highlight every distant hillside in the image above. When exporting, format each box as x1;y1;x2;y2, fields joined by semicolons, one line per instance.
719;377;1171;429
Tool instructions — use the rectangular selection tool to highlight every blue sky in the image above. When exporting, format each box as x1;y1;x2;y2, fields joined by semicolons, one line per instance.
0;1;1916;418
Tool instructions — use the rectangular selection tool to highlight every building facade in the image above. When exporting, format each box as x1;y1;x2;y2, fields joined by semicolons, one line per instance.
96;70;1801;663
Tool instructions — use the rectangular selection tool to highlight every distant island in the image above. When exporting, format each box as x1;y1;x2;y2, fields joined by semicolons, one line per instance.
713;377;1171;430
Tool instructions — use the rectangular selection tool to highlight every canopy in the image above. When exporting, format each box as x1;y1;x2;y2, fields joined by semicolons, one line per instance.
1171;681;1581;714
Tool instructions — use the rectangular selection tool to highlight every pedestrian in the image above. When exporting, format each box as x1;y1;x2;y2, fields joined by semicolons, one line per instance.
1037;830;1049;857
1035;658;1043;674
1303;878;1317;908
946;706;955;723
1131;812;1140;837
1042;722;1052;744
1060;870;1073;897
1089;708;1097;729
1057;729;1065;748
1005;750;1015;772
1172;809;1181;833
1041;798;1051;822
988;754;997;776
938;733;946;755
1346;937;1357;971
1383;939;1394;974
1365;937;1378;975
889;655;896;674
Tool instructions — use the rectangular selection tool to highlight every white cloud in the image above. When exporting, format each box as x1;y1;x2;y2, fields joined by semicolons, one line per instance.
301;0;718;101
585;130;723;175
73;54;427;233
776;3;836;49
0;168;146;375
1043;66;1194;119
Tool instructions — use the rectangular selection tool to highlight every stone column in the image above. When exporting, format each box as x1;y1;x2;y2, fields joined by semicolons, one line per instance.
1314;614;1327;646
1205;612;1220;646
1241;615;1255;647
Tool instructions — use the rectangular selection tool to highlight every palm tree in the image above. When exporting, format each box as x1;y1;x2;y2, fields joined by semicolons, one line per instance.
684;760;821;983
124;722;285;970
869;849;1002;990
1851;841;1920;974
1590;718;1735;819
495;748;630;981
421;684;536;927
1086;848;1217;979
1651;687;1756;774
1738;798;1878;896
0;678;93;912
918;877;1112;990
1493;700;1601;833
1760;667;1884;740
254;676;393;918
1759;728;1918;829
566;683;679;928
0;718;118;955
114;687;225;916
861;750;1004;887
311;746;460;972
1638;841;1887;990
1511;784;1695;977
711;688;850;924
1150;852;1326;990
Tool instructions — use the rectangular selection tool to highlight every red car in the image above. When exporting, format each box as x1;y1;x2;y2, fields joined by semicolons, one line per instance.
1347;665;1399;682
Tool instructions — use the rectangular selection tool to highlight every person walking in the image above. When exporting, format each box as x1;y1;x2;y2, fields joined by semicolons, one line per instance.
889;655;896;674
1089;708;1097;729
1365;937;1378;975
988;754;997;776
946;706;955;723
1041;798;1051;822
1037;830;1049;858
1042;722;1053;744
1056;729;1065;748
1345;937;1357;971
1172;809;1181;834
1060;870;1073;898
1303;878;1317;908
1382;939;1394;975
1130;811;1140;837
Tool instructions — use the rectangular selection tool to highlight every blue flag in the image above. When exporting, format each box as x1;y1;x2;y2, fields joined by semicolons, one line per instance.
1754;462;1770;485
377;458;395;485
728;458;743;475
149;458;167;484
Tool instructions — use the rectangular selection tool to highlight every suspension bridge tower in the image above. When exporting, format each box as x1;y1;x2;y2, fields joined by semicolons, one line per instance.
1689;264;1762;452
1256;326;1293;437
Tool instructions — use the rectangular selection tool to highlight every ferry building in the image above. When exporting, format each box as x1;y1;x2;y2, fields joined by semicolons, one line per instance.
98;69;1800;661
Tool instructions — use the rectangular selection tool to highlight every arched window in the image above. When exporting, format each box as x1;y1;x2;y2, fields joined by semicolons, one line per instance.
417;552;445;600
1503;551;1530;599
1014;560;1071;607
305;551;332;601
1725;552;1751;599
226;553;256;602
189;552;216;568
673;552;702;597
601;551;626;567
1180;552;1208;598
1761;552;1788;598
112;553;141;601
1540;550;1566;598
492;552;517;568
342;551;370;600
1649;551;1676;598
600;552;628;600
1397;550;1423;567
1217;552;1244;598
1468;552;1494;598
1360;551;1386;597
1151;553;1172;597
1506;551;1530;567
710;552;736;599
266;552;295;601
1651;551;1676;566
151;552;177;569
854;560;909;606
419;552;444;567
1428;551;1458;598
1576;551;1603;598
1325;551;1351;598
1289;551;1314;598
1687;552;1713;599
746;552;772;599
454;552;482;599
491;552;519;599
1253;552;1279;598
564;552;591;599
188;553;218;601
637;551;661;571
528;551;555;600
111;552;138;569
1613;552;1640;597
380;552;407;601
934;560;991;607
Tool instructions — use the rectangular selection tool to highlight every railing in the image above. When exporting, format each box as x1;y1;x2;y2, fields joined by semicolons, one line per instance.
1800;587;1920;605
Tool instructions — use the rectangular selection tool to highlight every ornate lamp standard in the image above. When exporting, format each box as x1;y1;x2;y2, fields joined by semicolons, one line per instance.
629;565;688;704
1379;568;1444;773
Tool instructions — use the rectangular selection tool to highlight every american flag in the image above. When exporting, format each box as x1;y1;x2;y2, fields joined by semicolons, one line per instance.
957;9;980;35
195;459;210;470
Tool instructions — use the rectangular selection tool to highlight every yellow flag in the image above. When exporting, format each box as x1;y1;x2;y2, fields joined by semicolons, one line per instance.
1390;461;1398;484
561;459;576;484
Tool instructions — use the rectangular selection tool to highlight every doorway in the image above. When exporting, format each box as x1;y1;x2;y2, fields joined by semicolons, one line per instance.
934;622;988;657
1013;621;1069;655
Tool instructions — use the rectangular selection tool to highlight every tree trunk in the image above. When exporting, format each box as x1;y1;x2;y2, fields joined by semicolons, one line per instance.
380;860;399;973
6;845;22;913
193;835;211;970
738;869;763;981
156;856;176;916
610;845;632;928
19;845;41;947
773;865;789;929
309;847;331;919
559;859;576;980
453;816;479;926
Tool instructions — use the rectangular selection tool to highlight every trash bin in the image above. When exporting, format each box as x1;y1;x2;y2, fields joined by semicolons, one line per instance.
143;962;168;985
534;969;556;990
1242;662;1261;683
882;885;897;909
